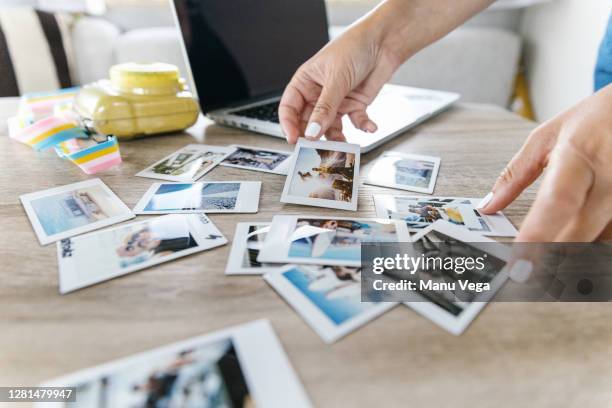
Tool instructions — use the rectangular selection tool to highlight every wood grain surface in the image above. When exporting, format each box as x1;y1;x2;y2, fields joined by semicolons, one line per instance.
1;98;611;408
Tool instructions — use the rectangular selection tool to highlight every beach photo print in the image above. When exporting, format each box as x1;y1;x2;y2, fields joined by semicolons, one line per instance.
20;178;134;245
133;181;261;214
365;151;441;194
265;264;397;343
281;139;360;211
220;145;293;175
136;144;234;182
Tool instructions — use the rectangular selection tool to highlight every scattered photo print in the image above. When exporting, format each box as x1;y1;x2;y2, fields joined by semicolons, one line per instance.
136;144;233;182
365;151;440;194
20;179;134;245
71;339;250;407
373;195;518;237
403;220;511;335
220;145;292;174
265;265;396;343
281;139;360;211
287;218;400;263
38;320;311;407
58;214;227;293
133;182;261;214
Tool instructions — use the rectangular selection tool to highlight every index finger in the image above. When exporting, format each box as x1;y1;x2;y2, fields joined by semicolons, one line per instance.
279;83;306;144
516;145;594;242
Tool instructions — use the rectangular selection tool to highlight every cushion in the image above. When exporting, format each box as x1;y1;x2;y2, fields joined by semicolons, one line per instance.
0;8;74;96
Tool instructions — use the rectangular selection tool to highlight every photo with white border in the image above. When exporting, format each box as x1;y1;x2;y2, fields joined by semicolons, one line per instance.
364;151;441;194
133;181;261;214
136;144;234;182
225;222;285;275
20;178;134;246
265;264;397;343
281;139;360;211
58;214;227;294
220;145;293;175
257;215;411;267
404;220;511;335
373;194;517;237
36;319;311;408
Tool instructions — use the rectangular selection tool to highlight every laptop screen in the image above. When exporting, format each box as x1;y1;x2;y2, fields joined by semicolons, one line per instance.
173;0;329;113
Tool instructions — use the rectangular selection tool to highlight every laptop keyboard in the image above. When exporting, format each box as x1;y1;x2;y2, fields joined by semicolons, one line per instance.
231;101;280;123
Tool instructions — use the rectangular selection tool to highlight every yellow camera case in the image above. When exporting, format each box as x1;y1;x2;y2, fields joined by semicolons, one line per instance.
73;63;200;139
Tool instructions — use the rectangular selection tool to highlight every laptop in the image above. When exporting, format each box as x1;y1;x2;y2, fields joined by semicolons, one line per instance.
171;0;459;153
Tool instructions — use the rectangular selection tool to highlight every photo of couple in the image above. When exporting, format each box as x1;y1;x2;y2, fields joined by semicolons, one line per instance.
290;148;356;203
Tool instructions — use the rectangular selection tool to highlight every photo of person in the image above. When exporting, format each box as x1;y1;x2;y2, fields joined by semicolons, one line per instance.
365;152;440;193
287;218;399;262
115;223;198;267
288;148;356;202
66;338;252;408
221;146;290;173
58;214;227;294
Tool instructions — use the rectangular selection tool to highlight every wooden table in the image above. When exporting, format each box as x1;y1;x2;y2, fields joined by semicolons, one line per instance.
2;99;611;407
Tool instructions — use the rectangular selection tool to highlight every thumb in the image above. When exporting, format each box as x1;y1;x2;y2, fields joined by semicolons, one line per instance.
478;127;555;214
305;76;350;139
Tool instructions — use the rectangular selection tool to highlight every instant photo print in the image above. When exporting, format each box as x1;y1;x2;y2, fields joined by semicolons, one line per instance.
57;214;227;294
20;178;134;245
265;265;397;343
225;222;285;275
258;215;411;267
403;220;511;335
373;194;517;237
133;181;261;214
37;319;311;408
220;145;293;175
136;144;234;182
281;139;361;211
364;151;441;194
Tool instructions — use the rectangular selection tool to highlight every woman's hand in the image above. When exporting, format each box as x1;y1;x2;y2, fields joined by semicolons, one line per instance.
479;84;612;242
278;16;400;143
279;0;494;143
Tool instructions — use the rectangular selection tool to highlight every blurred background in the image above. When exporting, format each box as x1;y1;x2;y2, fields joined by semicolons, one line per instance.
0;0;609;122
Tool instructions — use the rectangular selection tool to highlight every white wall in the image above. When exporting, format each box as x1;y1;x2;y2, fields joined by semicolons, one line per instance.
520;0;611;121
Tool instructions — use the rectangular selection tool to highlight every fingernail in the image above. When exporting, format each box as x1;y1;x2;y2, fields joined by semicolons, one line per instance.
305;122;321;138
477;192;494;209
363;121;377;133
508;259;533;283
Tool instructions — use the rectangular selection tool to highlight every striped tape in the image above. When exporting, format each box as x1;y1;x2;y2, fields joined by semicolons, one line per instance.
9;89;122;174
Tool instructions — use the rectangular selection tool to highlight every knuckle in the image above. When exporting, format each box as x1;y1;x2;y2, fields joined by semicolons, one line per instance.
313;101;335;117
